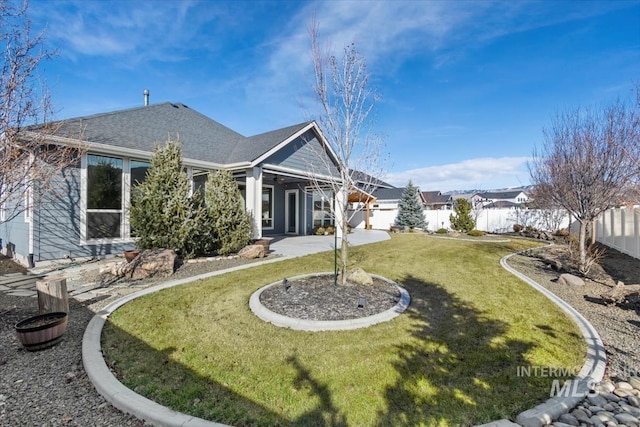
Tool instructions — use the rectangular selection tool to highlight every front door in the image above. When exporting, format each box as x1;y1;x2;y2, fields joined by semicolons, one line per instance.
285;190;299;234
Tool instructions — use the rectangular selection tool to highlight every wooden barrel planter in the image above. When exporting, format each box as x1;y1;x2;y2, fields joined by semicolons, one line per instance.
15;312;68;351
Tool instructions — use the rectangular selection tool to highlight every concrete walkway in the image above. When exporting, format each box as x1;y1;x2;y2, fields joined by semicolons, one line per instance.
0;229;391;298
269;228;390;257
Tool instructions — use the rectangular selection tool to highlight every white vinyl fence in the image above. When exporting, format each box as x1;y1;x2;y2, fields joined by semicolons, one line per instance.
595;207;640;260
350;207;571;234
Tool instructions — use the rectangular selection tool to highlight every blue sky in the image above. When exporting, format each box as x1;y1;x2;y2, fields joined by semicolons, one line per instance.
29;0;640;192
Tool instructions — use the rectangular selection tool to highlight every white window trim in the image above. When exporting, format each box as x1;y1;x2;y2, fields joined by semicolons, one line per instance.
262;185;274;230
81;153;129;245
309;187;334;228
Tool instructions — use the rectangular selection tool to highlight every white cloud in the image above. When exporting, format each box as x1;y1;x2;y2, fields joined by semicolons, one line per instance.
386;157;531;192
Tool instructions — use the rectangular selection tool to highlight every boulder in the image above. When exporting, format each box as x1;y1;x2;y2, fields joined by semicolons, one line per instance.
238;244;265;260
125;249;178;280
601;281;640;305
558;273;585;287
347;268;373;286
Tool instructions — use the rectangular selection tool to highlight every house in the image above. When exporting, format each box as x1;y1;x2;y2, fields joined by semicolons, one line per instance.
478;190;529;209
1;101;344;267
421;191;453;210
370;187;426;210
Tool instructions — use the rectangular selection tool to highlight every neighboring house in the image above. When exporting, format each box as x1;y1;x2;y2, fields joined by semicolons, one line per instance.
422;191;453;210
451;192;488;208
370;187;426;210
1;101;344;266
478;190;529;208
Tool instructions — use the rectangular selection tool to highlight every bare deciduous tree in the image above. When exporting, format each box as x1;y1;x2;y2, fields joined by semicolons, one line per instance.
0;0;80;225
306;21;387;284
528;100;640;273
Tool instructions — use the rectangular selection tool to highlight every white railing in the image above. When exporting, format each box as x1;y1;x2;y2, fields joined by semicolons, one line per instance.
595;207;640;260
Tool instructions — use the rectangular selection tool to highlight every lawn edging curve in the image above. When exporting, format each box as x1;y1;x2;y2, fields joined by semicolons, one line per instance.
249;272;411;331
491;251;607;427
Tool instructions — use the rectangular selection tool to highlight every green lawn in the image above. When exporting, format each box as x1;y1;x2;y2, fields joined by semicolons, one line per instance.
102;234;585;426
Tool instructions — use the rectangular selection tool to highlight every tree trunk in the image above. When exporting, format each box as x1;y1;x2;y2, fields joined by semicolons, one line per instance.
340;228;348;285
36;278;69;314
578;220;587;273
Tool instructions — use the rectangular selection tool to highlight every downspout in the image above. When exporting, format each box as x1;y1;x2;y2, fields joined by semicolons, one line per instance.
28;204;34;268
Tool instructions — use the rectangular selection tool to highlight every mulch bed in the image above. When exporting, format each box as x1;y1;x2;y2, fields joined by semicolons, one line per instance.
259;274;401;321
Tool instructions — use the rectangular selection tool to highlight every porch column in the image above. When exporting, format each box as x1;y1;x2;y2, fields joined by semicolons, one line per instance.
245;166;263;239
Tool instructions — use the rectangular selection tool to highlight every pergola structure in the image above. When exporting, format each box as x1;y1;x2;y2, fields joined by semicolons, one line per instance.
348;188;377;229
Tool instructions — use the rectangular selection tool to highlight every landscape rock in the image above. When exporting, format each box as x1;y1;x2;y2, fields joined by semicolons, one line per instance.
347;268;373;286
238;244;265;260
125;249;178;280
558;273;585;287
601;281;640;305
629;377;640;391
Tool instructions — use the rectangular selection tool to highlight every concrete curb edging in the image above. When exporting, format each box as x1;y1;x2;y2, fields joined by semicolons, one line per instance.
249;272;411;331
83;257;289;427
500;252;607;427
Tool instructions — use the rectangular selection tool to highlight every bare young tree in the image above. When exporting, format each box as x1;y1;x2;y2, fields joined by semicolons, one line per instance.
307;21;386;284
529;100;640;273
0;0;79;225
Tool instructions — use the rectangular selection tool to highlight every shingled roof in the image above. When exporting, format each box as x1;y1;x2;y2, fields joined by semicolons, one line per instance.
36;102;312;166
226;121;312;164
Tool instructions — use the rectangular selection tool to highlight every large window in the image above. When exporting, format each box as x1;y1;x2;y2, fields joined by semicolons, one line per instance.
130;160;150;187
312;190;333;227
87;155;123;239
262;186;273;229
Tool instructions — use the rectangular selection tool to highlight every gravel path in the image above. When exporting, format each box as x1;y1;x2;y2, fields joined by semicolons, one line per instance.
1;245;638;426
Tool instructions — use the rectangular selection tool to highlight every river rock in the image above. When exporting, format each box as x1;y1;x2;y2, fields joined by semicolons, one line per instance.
588;394;609;407
558;413;579;426
615;412;640;425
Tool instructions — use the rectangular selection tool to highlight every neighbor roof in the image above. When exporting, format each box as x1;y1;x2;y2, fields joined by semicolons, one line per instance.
479;190;527;199
484;200;522;208
422;191;452;205
372;187;407;201
350;170;394;189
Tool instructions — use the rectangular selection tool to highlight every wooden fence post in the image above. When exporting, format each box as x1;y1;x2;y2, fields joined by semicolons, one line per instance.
36;278;69;314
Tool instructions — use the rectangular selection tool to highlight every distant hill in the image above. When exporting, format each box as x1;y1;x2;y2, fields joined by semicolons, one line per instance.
443;185;534;196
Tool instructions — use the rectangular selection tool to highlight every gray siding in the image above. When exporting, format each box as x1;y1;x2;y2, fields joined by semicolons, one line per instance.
0;200;31;265
33;164;133;262
265;131;340;178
